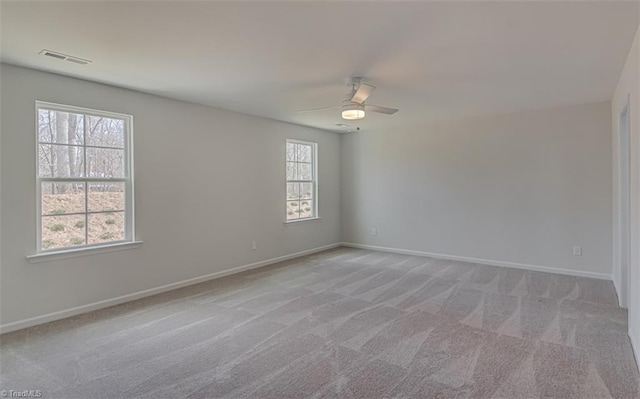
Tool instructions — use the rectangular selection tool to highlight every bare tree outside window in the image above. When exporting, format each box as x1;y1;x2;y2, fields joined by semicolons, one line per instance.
286;140;317;221
36;102;133;251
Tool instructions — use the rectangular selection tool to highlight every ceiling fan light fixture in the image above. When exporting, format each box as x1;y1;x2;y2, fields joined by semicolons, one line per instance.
342;103;365;120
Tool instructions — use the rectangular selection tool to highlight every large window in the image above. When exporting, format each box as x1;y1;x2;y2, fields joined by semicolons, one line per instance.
286;139;317;221
36;102;134;252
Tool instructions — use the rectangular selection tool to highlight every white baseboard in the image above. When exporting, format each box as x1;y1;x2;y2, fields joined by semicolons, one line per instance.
0;243;341;334
613;276;621;306
340;242;612;281
631;326;640;373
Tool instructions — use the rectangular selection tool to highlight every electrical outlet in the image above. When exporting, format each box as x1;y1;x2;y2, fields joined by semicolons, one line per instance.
371;227;377;236
251;241;257;250
573;246;582;256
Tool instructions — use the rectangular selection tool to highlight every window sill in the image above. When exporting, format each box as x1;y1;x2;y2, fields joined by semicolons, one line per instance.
284;217;322;225
26;241;143;264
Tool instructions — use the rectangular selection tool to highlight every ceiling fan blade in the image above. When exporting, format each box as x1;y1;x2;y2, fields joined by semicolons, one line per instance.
365;105;399;115
297;105;340;113
351;84;375;104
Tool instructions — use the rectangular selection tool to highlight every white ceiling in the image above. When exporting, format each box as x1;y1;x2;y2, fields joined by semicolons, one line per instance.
1;1;638;133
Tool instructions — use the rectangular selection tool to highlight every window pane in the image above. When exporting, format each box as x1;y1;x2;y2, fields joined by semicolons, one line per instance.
86;116;125;148
286;182;300;200
36;104;132;253
38;144;85;177
87;147;125;178
38;109;56;144
41;182;86;215
88;212;125;244
38;144;55;178
300;182;313;200
297;144;312;163
299;199;314;218
298;163;312;181
286;201;300;220
286;161;298;181
41;214;86;250
38;110;84;145
88;182;125;212
286;143;297;161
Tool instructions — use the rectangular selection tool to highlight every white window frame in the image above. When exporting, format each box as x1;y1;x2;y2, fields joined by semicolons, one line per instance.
34;101;135;254
285;139;319;223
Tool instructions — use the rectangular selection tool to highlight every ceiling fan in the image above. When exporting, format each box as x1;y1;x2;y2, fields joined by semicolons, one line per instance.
298;78;399;120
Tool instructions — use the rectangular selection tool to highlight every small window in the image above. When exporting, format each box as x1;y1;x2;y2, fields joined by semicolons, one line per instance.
286;139;317;221
36;102;134;252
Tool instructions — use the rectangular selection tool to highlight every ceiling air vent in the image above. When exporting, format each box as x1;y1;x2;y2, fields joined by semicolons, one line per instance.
39;49;91;65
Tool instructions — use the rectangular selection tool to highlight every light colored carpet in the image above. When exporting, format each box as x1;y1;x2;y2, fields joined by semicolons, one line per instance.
1;247;639;398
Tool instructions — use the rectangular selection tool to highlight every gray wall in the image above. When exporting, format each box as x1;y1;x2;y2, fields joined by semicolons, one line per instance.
0;64;341;327
0;64;617;332
341;102;612;277
611;25;640;363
